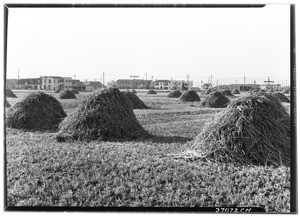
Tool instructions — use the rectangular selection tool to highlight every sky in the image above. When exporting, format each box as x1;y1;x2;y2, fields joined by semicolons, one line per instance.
6;4;291;87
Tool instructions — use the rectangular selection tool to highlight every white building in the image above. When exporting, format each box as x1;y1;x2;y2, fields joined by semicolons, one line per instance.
41;76;72;91
154;79;193;90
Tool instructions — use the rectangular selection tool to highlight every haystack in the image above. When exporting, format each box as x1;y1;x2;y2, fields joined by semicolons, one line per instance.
167;90;182;98
282;89;290;94
56;88;149;142
272;92;290;103
259;89;266;93
200;91;230;108
59;90;77;99
232;89;240;94
54;89;62;93
71;89;79;94
180;90;200;102
6;92;66;131
189;96;290;165
222;89;234;96
6;89;17;98
5;98;10;107
131;89;137;94
147;90;157;94
122;91;149;109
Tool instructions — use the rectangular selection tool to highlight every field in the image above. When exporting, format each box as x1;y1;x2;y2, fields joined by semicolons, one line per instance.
5;90;291;212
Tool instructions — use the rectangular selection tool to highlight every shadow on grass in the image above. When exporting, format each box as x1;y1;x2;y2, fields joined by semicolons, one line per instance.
134;134;193;144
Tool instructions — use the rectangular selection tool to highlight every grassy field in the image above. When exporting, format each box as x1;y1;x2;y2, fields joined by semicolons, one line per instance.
5;90;290;212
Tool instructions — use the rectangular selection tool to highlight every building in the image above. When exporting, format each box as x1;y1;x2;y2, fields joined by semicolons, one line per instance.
6;79;18;89
154;79;193;90
116;79;152;89
84;81;105;92
228;84;260;91
71;80;86;91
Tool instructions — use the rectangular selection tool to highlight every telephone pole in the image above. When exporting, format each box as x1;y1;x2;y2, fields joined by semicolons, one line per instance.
17;69;20;89
145;73;147;81
209;75;213;85
73;75;76;80
102;72;105;86
244;75;246;84
187;74;190;89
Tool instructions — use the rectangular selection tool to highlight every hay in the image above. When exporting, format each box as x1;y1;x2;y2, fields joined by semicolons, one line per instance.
189;95;290;165
6;89;17;98
272;92;290;103
59;90;77;99
222;89;234;96
282;89;290;94
200;91;230;108
6;92;67;131
5;98;10;107
147;90;157;94
70;89;79;94
56;88;149;142
131;89;137;94
259;89;266;93
167;90;182;98
122;91;149;109
232;89;240;94
180;90;200;102
54;89;62;93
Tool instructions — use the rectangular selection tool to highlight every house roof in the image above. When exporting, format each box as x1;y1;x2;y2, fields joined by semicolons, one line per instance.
155;80;170;83
42;76;64;80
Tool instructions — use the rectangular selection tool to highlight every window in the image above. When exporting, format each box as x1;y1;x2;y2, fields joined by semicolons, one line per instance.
49;79;51;84
54;79;56;83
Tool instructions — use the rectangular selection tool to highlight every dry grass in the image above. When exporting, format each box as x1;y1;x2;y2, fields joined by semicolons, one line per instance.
56;88;149;142
6;92;67;131
122;91;149;109
189;95;290;165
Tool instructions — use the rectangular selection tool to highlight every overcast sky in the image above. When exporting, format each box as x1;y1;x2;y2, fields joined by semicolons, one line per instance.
6;4;290;86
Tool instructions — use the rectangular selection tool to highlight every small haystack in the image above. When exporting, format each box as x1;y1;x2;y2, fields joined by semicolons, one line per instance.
283;89;290;94
5;98;10;107
54;89;62;93
6;89;17;98
222;89;234;96
59;90;77;99
147;90;157;94
131;89;137;94
56;88;149;142
168;90;182;98
122;91;149;109
6;92;66;131
71;89;79;94
189;96;290;165
272;92;290;103
200;91;230;108
180;90;200;102
232;89;240;94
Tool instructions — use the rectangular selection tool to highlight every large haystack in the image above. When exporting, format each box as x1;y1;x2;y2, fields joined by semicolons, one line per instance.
131;89;137;94
222;89;234;96
272;92;290;103
167;90;182;98
56;88;148;142
232;89;240;94
6;89;17;98
5;98;10;107
122;91;149;109
180;90;200;102
147;90;157;94
200;91;230;108
189;96;290;165
71;89;79;94
6;92;66;131
59;90;77;99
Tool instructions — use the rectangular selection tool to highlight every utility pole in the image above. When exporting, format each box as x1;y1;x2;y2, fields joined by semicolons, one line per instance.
17;69;20;89
73;75;76;80
103;72;105;86
145;73;147;81
209;75;213;85
187;74;190;90
244;75;246;84
264;77;274;89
